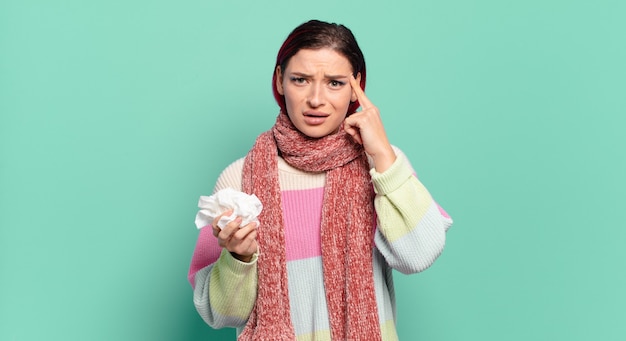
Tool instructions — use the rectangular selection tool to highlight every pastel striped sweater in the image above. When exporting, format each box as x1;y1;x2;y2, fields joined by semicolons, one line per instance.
188;147;452;340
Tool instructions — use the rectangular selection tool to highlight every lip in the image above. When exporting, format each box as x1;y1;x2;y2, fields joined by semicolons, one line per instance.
303;110;329;125
303;110;329;117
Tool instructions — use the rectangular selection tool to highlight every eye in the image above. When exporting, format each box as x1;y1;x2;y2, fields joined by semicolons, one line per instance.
290;77;307;85
329;80;345;88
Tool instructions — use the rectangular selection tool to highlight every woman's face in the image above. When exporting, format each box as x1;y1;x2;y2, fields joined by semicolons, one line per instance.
276;48;360;138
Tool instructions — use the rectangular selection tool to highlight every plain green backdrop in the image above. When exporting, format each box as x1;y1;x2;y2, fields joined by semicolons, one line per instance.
1;0;625;340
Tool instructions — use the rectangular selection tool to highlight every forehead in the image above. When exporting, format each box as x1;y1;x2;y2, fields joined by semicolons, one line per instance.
285;48;353;73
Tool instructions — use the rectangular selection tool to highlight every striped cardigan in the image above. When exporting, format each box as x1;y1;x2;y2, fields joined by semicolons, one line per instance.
188;147;452;340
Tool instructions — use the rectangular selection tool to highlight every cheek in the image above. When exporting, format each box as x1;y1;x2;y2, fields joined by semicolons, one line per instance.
329;90;352;108
283;87;305;106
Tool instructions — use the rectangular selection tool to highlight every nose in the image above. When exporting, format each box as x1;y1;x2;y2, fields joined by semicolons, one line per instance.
307;83;325;108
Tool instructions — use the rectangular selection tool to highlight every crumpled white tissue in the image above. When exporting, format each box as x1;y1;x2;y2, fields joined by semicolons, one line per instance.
194;188;263;229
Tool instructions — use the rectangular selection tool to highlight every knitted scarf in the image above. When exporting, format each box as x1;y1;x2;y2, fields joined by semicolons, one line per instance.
238;112;382;341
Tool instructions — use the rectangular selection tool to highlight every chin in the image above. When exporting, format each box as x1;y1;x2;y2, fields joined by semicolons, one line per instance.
300;130;328;139
299;126;334;138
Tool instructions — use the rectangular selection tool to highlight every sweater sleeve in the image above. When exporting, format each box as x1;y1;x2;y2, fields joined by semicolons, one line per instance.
371;148;453;274
188;158;258;328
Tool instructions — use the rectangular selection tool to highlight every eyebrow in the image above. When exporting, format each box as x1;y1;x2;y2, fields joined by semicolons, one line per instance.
290;72;349;79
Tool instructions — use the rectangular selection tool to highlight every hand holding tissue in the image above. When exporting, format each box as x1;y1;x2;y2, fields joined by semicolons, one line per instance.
195;188;263;229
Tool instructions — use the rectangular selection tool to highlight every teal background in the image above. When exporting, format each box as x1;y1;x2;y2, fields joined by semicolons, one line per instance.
1;0;625;340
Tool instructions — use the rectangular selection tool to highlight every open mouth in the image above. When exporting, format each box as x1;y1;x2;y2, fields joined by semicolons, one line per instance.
304;111;329;118
303;111;329;125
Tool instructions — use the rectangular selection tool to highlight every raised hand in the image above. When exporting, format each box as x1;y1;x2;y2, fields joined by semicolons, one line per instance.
344;75;396;172
212;210;258;263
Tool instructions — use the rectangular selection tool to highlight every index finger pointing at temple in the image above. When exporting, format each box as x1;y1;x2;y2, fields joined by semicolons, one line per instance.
350;75;373;109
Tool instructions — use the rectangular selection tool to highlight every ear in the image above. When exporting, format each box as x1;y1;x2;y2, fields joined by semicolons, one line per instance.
275;66;284;95
351;72;362;102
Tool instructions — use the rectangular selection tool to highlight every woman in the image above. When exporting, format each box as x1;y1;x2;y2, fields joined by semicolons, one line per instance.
188;19;453;340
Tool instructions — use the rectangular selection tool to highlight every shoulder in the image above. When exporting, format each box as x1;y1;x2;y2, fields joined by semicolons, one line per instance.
213;157;245;193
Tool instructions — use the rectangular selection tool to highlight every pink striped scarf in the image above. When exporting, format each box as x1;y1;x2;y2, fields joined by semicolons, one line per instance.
238;112;382;340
